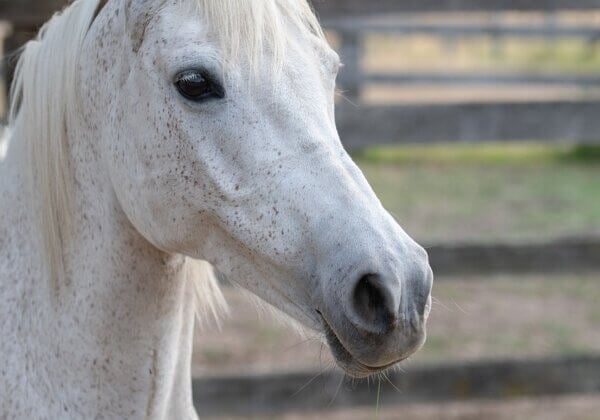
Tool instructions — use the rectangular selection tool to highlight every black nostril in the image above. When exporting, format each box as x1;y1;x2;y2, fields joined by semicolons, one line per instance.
352;274;395;331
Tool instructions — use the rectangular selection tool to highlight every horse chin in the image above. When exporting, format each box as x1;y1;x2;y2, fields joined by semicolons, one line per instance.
320;315;404;379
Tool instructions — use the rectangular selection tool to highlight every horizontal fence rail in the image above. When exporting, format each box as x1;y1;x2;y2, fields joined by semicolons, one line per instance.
426;237;600;276
328;20;600;39
365;72;600;87
312;0;600;17
192;355;600;417
336;102;600;147
5;1;600;28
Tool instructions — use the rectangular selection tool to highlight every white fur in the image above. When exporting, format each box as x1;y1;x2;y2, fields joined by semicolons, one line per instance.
0;0;432;418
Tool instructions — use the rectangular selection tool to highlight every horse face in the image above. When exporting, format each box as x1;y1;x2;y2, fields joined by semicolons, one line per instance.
83;0;432;377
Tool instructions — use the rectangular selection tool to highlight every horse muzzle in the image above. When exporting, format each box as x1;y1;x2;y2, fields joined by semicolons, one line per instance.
317;247;433;378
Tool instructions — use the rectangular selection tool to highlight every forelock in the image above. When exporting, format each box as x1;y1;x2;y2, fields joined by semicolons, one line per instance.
193;0;325;72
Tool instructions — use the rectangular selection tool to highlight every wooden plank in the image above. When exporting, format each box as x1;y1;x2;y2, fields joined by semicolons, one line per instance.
4;1;600;30
192;355;600;417
367;72;600;86
327;20;600;39
0;22;9;119
312;0;600;17
427;237;600;276
336;101;600;148
368;72;600;86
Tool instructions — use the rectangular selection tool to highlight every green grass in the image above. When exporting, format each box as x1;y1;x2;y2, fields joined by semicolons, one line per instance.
353;144;600;243
353;143;600;165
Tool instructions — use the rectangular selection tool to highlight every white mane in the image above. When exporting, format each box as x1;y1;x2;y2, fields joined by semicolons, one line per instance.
8;0;101;294
4;0;323;319
195;0;325;72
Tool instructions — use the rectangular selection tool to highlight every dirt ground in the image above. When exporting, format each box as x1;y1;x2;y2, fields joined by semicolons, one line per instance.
207;395;600;420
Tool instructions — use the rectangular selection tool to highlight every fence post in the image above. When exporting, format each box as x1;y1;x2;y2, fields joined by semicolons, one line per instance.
337;29;362;100
0;22;13;122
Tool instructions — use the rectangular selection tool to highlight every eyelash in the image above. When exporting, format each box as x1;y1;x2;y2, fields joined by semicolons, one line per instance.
174;69;225;102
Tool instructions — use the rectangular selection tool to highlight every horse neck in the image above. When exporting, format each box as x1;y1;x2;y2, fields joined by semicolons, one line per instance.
1;124;198;419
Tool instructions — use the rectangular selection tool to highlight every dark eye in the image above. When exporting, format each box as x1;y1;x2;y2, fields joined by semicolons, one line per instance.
174;70;225;102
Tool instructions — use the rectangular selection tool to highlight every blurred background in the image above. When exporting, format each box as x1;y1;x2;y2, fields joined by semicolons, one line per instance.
1;0;600;419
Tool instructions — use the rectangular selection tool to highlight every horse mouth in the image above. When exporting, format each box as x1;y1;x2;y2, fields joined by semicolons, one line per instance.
317;310;403;378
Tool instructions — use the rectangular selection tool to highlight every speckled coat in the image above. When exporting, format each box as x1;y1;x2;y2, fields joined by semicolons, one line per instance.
0;0;432;418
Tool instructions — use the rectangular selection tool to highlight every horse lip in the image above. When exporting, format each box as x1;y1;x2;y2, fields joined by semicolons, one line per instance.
316;310;403;377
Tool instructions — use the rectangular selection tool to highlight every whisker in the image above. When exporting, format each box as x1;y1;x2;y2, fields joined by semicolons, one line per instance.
431;296;452;312
337;90;359;107
291;368;326;397
395;363;407;374
451;298;469;315
327;371;345;407
375;376;382;419
382;371;403;394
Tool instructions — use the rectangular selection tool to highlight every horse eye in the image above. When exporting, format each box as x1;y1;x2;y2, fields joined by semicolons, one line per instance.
175;70;225;102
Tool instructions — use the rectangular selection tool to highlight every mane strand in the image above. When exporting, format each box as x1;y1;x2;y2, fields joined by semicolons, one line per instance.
9;0;102;291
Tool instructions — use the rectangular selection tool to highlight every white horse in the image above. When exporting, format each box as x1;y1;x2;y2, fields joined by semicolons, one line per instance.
0;0;433;418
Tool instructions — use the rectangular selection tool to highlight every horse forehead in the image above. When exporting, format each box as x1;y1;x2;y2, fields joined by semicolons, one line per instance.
154;7;211;44
141;12;328;77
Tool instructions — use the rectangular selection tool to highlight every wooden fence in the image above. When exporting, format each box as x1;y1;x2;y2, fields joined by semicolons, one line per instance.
329;17;600;98
0;20;10;117
326;12;600;147
4;1;600;144
337;101;600;148
193;355;600;417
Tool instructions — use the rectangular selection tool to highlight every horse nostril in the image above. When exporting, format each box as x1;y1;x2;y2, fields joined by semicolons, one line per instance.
352;274;396;332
